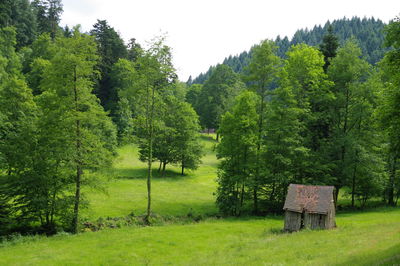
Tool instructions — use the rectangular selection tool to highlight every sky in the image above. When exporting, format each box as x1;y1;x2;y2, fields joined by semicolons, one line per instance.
61;0;400;81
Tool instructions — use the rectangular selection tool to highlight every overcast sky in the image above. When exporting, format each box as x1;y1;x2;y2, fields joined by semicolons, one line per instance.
61;0;400;81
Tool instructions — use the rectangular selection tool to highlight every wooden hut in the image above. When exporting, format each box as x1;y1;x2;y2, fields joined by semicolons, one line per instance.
283;184;336;232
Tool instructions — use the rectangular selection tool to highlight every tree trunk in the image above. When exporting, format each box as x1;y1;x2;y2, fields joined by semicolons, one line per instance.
72;66;82;234
145;83;156;223
254;84;265;215
72;162;82;233
216;132;219;142
158;161;162;172
239;182;245;216
334;186;340;208
162;162;166;176
388;156;397;206
351;163;357;208
181;163;185;176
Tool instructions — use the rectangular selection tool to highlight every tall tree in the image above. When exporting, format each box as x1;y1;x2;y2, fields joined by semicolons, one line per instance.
0;27;38;229
90;20;127;112
377;16;400;206
31;0;63;39
243;40;281;214
262;80;308;204
328;40;373;203
284;44;334;186
40;28;116;233
133;37;176;222
0;0;37;49
319;25;339;72
216;91;259;216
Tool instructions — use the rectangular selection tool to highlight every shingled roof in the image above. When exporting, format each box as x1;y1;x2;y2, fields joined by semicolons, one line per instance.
283;184;335;215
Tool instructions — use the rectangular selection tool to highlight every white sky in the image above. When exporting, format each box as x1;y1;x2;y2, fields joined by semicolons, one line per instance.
61;0;400;81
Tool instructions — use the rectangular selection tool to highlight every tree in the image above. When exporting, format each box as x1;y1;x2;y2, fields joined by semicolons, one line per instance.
39;28;116;233
0;27;38;230
319;25;339;72
0;0;37;49
133;37;176;222
284;44;334;187
32;0;63;39
110;59;137;143
216;91;259;216
185;84;202;115
139;96;202;176
197;64;244;135
24;33;56;94
328;40;374;203
243;39;281;214
90;20;127;112
377;16;400;205
262;81;309;204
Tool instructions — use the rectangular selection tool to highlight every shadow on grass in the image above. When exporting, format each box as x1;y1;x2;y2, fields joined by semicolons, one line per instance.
337;243;400;266
199;134;218;143
111;167;195;181
337;205;400;216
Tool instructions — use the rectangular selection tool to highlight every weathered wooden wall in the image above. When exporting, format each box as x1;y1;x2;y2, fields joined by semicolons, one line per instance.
284;211;302;232
304;213;325;229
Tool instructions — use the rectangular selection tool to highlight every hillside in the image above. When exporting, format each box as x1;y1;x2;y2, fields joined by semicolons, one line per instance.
190;17;387;84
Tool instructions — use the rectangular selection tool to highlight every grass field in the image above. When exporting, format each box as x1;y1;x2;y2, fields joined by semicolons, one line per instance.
1;208;399;265
1;134;400;265
83;134;219;219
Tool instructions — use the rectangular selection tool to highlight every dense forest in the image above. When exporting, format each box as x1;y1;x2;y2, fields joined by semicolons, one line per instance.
0;0;399;236
190;17;387;85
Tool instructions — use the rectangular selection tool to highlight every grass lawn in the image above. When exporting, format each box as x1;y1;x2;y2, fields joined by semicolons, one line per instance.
83;134;219;219
1;208;399;265
2;134;400;265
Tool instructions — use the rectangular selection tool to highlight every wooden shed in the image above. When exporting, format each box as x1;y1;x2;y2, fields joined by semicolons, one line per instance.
283;184;336;232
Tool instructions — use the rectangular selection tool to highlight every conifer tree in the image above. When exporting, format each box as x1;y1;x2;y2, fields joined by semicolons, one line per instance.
319;25;339;72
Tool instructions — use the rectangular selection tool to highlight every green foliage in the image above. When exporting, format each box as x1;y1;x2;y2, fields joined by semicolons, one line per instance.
37;29;117;232
319;25;339;72
328;40;384;204
192;17;387;84
185;84;202;112
377;16;400;205
262;84;309;203
31;0;63;39
0;27;37;215
242;39;282;213
109;58;137;143
216;91;259;215
0;0;37;49
139;96;203;175
90;20;127;111
197;64;244;131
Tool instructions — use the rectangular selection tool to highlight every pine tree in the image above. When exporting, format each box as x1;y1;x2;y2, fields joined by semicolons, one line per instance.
319;25;339;72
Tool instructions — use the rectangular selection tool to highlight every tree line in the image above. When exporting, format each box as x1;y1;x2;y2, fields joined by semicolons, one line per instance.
0;0;202;235
187;20;400;216
190;17;387;85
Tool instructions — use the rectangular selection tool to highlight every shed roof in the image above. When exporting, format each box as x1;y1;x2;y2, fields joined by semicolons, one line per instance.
283;184;334;215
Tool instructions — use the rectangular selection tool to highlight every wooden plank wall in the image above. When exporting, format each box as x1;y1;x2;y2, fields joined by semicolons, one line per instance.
284;211;302;232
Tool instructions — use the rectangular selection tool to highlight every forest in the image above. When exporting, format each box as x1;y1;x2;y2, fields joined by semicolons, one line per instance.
0;0;399;244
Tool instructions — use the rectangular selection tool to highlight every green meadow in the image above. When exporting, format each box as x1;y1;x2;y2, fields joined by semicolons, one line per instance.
1;135;399;265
